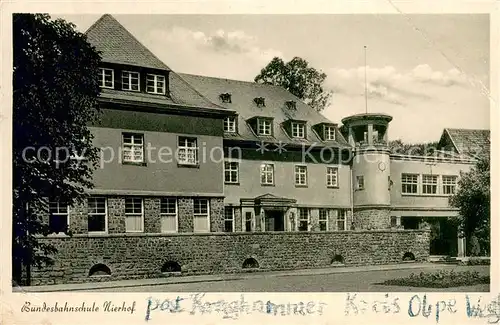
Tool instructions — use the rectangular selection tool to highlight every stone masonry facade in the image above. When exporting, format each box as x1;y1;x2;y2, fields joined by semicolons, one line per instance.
32;229;430;285
353;208;391;230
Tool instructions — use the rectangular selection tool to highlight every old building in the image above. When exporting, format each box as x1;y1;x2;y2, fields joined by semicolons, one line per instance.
31;14;489;285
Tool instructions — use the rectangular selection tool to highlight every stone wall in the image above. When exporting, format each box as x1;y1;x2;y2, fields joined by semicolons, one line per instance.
353;208;391;230
31;230;430;285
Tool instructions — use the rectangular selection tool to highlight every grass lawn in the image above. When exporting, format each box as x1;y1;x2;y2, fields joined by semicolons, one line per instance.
381;270;490;288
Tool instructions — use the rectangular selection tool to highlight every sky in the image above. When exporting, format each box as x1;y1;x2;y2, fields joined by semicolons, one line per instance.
57;14;490;143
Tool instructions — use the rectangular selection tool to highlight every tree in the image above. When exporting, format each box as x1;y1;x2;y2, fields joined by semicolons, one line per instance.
254;57;332;111
388;139;439;156
12;14;101;285
449;155;490;256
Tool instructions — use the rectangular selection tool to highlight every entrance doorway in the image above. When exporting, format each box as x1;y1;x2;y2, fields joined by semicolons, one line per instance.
264;210;285;231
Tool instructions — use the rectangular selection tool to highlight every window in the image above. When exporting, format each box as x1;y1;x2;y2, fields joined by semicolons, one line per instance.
326;167;338;187
390;216;398;228
160;198;177;233
291;122;305;138
285;101;296;110
224;161;239;184
356;175;365;190
260;164;274;185
193;199;210;233
219;93;232;103
319;209;329;231
442;175;458;195
146;74;166;94
122;133;144;163
337;209;346;231
325;126;336;141
224;117;236;133
254;97;266;107
177;137;198;165
122;71;140;91
298;208;309;231
401;173;419;194
48;201;69;234
87;197;107;233
295;165;307;186
125;198;143;232
224;207;234;232
257;119;272;135
99;68;114;88
422;174;438;194
244;212;252;232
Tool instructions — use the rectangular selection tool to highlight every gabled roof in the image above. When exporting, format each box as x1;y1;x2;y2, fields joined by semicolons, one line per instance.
438;128;490;158
85;14;170;70
85;15;226;111
178;73;350;147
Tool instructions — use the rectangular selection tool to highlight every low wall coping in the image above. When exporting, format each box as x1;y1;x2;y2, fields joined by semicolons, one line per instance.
37;229;430;239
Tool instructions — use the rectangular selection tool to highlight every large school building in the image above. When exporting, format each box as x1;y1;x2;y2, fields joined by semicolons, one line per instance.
31;15;489;285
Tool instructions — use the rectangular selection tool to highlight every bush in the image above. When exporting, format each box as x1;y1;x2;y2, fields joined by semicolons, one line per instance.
382;270;489;288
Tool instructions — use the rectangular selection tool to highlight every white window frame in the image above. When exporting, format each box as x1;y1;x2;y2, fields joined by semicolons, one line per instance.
177;137;198;165
295;165;308;186
422;174;438;195
122;133;144;163
442;175;458;195
325;126;336;141
48;200;70;234
121;70;140;91
146;74;166;94
319;209;329;231
87;197;108;233
291;122;305;138
125;198;144;233
326;166;338;187
99;68;114;89
160;198;178;233
260;163;274;185
193;198;210;233
337;209;346;231
224;161;239;184
298;208;310;231
224;206;235;233
224;117;236;133
257;118;272;136
356;175;365;190
401;173;419;194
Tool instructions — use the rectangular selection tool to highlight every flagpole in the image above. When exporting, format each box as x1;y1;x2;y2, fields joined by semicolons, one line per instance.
364;45;368;114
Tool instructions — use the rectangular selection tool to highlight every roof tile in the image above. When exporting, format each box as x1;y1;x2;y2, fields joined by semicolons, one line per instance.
85;15;222;110
178;73;350;147
445;128;490;157
85;14;170;71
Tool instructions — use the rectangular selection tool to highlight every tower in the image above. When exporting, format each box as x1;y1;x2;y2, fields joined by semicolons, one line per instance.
341;113;393;230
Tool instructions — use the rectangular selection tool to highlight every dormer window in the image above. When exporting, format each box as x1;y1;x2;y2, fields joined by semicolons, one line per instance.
285;100;296;110
99;68;114;89
254;97;266;107
325;126;336;141
220;93;232;103
146;74;166;94
122;71;140;91
257;118;272;135
224;116;236;133
291;122;305;138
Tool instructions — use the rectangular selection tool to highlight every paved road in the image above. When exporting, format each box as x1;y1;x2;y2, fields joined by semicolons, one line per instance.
91;265;490;292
